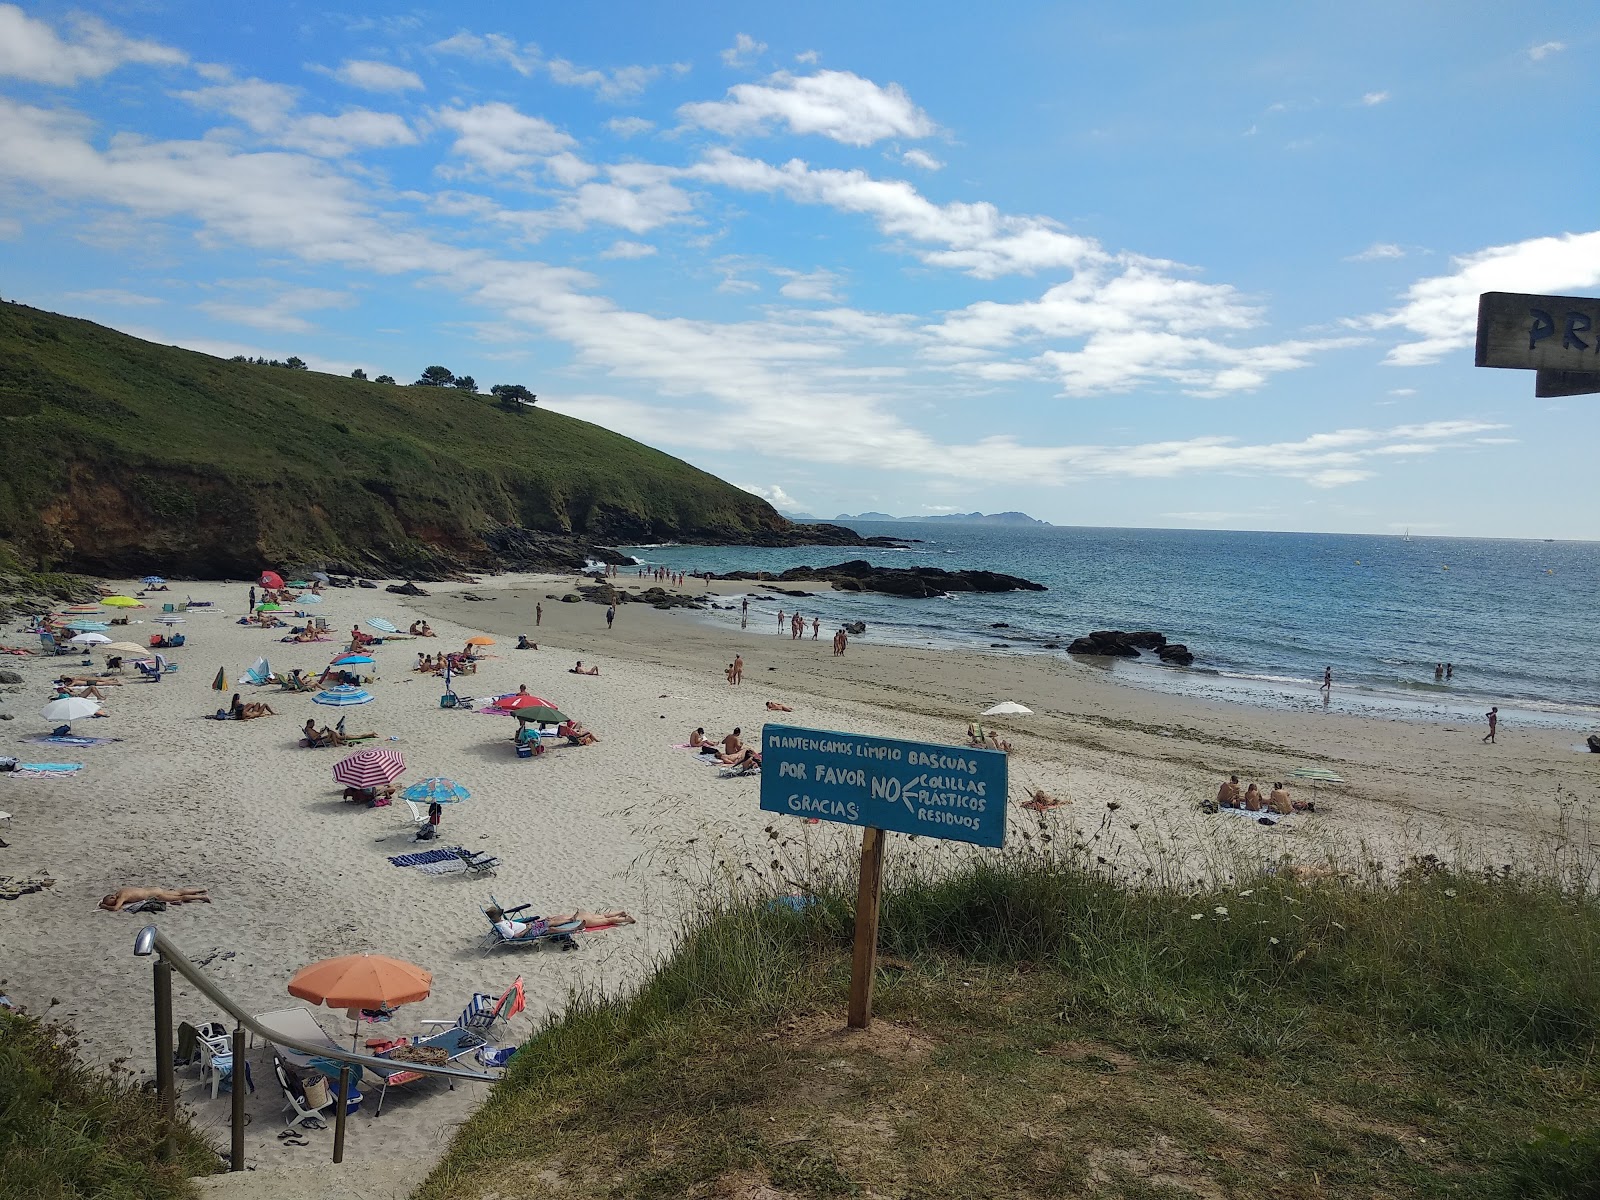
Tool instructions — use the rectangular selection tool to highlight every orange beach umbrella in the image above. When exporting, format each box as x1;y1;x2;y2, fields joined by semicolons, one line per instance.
287;953;432;1010
465;635;495;646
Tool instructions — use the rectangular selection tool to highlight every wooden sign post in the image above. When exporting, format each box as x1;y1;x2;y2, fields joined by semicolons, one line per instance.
1476;291;1600;395
759;724;1008;1030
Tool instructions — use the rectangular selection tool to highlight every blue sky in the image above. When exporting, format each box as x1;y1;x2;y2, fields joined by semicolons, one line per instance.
2;2;1596;538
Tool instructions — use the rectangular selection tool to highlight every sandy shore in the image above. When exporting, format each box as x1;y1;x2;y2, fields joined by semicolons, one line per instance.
0;571;1593;1178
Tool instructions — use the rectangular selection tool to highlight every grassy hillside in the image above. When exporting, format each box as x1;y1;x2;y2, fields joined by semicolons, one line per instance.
420;838;1600;1200
0;301;789;576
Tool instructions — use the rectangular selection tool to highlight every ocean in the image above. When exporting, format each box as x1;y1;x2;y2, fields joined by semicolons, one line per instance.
622;524;1600;731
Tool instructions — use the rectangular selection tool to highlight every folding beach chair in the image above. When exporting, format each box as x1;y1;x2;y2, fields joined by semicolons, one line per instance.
481;897;582;954
416;847;500;877
420;977;525;1040
273;1056;336;1128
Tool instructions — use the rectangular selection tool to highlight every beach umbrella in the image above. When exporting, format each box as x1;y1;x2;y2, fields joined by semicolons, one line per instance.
331;653;375;665
69;632;112;646
310;572;331;584
401;777;471;804
212;666;229;692
982;701;1033;716
255;602;282;612
288;953;431;1011
101;596;141;608
156;615;185;626
141;576;166;586
102;641;149;656
465;636;495;646
314;685;374;707
297;593;323;604
495;693;559;711
332;747;406;789
367;617;398;633
260;570;285;590
64;620;111;632
1288;767;1345;803
41;696;100;724
513;705;568;725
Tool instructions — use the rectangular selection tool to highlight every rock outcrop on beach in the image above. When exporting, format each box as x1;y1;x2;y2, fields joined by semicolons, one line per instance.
0;302;893;581
714;560;1046;598
1067;629;1195;666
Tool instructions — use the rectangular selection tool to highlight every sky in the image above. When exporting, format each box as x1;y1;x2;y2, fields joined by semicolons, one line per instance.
1;2;1597;538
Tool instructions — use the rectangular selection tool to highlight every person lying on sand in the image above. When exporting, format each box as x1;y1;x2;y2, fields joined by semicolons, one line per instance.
1021;789;1065;811
100;886;210;911
570;661;600;675
718;748;762;769
765;701;793;712
553;909;636;929
343;784;395;805
485;906;636;939
229;693;277;720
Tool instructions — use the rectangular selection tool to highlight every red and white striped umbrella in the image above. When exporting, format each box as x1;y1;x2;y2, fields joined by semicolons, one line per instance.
331;748;405;789
494;693;559;710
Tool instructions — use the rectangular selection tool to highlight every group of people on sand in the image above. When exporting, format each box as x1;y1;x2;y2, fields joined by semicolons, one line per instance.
1215;774;1312;814
228;692;276;720
408;620;435;637
689;725;762;768
966;722;1012;753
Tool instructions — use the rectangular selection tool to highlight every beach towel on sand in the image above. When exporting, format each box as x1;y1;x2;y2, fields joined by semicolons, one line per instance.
387;847;464;868
1219;807;1281;826
10;763;84;777
23;735;120;747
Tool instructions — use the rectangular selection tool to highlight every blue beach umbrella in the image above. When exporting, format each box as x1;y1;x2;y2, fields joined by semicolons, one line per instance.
298;593;323;604
141;575;166;585
400;777;471;804
368;618;399;633
332;653;375;665
313;685;374;707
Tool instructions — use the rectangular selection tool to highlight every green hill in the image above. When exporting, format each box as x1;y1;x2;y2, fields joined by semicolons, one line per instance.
0;301;810;578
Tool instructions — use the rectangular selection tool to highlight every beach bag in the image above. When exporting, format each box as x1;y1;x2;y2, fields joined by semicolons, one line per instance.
439;694;457;708
301;1075;330;1109
0;757;16;773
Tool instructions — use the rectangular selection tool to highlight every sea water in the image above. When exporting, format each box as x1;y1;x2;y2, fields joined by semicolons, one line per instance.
622;524;1600;731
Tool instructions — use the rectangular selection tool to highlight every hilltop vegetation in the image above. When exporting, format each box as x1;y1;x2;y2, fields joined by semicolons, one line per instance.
0;302;807;578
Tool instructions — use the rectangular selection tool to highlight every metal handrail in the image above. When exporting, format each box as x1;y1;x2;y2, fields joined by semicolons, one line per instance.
133;925;502;1085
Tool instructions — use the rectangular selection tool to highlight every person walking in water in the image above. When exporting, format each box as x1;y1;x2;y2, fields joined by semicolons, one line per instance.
812;616;820;640
1434;663;1444;682
1320;666;1332;703
777;608;785;631
1483;706;1498;743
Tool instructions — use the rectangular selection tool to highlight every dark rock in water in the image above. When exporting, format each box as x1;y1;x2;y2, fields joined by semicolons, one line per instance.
760;585;813;597
990;643;1010;648
842;621;867;635
1157;643;1195;666
1588;734;1600;753
1069;634;1138;658
990;622;1010;629
561;594;582;603
636;587;701;610
0;670;22;685
1124;631;1167;650
357;579;377;589
713;559;1044;598
386;582;430;597
461;593;484;601
545;594;557;600
1042;642;1060;650
1068;629;1196;665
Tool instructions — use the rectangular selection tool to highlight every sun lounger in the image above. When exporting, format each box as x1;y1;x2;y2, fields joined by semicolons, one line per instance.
416;848;499;876
255;1008;351;1124
364;1026;484;1116
481;897;581;954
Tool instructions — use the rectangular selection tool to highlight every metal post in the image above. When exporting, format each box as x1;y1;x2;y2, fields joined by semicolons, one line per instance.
153;958;175;1161
230;1026;246;1171
333;1065;350;1164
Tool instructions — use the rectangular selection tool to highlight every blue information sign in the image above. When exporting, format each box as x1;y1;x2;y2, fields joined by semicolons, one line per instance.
760;723;1008;848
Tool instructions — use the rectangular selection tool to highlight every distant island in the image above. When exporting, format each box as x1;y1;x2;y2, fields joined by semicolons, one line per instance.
796;511;1052;527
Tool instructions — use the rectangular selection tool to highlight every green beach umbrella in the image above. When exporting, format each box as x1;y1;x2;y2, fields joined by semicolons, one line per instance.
212;666;229;692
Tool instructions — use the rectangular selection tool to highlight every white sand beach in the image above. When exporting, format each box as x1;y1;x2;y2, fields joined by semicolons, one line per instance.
1;573;1592;1178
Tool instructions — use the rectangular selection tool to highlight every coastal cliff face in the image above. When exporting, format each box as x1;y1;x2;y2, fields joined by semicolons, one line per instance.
0;302;857;578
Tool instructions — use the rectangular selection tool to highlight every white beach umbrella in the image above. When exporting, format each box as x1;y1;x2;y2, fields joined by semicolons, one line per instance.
69;632;112;646
982;701;1033;716
41;696;101;723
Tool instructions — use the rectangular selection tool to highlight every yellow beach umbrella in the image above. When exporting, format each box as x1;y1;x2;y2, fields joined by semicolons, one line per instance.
102;596;141;607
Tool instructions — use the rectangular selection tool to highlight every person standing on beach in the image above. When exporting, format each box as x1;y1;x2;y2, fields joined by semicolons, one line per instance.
536;602;542;627
812;617;820;640
777;608;785;631
249;585;257;610
1320;666;1332;703
1483;706;1498;743
605;604;615;630
732;654;743;685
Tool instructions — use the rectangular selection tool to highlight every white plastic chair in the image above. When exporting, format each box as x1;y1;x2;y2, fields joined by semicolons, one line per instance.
274;1057;335;1128
198;1036;234;1099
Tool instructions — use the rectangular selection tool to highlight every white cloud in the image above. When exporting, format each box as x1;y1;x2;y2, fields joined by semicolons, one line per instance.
0;216;21;239
738;482;804;511
547;58;662;101
795;50;820;65
0;4;185;85
1361;91;1390;106
721;33;767;69
901;148;944;171
197;286;356;334
318;59;424;93
600;240;658;260
430;31;538;75
64;288;162;306
1163;511;1254;523
607;116;655;138
1367;230;1600;365
680;70;937;146
775;268;843;302
434;102;576;174
177;79;417;156
1529;41;1565;60
1389;387;1417;396
1347;242;1406;262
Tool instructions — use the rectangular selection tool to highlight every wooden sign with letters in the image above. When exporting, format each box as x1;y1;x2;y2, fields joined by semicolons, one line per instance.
1476;292;1600;395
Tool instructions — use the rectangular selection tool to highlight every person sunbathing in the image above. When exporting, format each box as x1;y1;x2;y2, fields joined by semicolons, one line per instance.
343;784;395;804
229;693;277;720
570;661;600;675
486;906;635;938
515;635;536;650
1021;789;1065;811
557;719;598;746
1267;783;1293;815
100;886;210;911
550;909;636;929
718;748;762;770
986;731;1012;753
720;728;743;757
765;701;793;712
1242;783;1263;812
